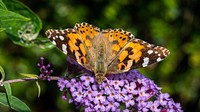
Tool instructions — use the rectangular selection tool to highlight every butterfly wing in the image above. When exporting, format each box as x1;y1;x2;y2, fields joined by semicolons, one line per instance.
45;23;100;71
106;38;170;74
101;28;135;65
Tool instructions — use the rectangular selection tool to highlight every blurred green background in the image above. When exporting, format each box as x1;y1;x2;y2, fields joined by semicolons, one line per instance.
0;0;200;111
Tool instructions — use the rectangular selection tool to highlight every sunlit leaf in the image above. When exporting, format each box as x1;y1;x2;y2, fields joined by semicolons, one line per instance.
0;9;30;21
20;73;38;79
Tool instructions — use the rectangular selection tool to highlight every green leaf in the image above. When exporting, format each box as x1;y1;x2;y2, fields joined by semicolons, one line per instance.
0;0;42;47
0;9;30;21
36;81;41;98
4;84;12;107
0;65;5;83
20;73;38;79
0;0;7;10
35;36;55;49
0;27;6;32
0;92;31;112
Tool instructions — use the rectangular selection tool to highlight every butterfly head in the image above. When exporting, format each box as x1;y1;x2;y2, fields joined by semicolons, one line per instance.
95;73;106;84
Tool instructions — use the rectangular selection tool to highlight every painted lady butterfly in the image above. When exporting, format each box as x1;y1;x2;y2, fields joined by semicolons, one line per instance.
45;23;170;84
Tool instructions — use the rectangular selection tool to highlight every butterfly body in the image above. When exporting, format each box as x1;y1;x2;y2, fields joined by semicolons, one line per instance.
93;39;106;84
46;22;170;84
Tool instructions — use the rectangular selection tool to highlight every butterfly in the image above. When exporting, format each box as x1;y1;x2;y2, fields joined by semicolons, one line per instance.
45;22;170;84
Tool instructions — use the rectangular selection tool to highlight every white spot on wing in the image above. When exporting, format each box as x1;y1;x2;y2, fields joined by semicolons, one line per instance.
147;44;152;47
55;30;59;33
52;40;56;45
48;31;52;35
60;30;65;34
59;35;64;41
157;57;162;62
142;57;149;67
62;44;67;54
147;50;153;54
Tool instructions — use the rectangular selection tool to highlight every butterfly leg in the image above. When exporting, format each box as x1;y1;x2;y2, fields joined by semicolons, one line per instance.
75;73;88;78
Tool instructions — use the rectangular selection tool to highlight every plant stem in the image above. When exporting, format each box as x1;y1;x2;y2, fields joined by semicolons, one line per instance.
0;76;61;85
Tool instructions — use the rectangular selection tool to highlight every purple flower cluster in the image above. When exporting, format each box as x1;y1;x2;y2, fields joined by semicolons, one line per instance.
37;57;53;81
58;69;182;112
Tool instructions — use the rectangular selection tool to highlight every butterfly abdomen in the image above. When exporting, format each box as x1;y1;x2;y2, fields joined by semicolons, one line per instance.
95;42;107;74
